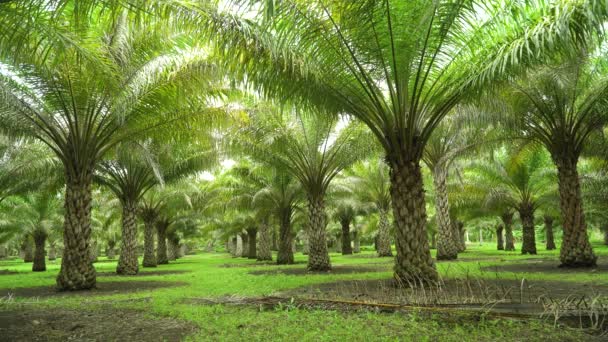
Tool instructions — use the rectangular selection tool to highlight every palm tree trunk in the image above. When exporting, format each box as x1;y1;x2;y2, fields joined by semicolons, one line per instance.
257;220;273;261
277;210;294;264
89;241;98;263
389;159;437;285
142;218;157;267
22;237;34;262
48;243;56;261
496;224;504;250
307;196;331;271
169;236;180;260
156;221;169;264
117;201;139;275
32;230;47;272
519;203;536;255
240;233;249;258
433;167;458;260
603;225;608;246
501;212;515;251
555;159;596;266
246;227;257;260
352;230;360;253
456;221;466;252
544;215;556;250
376;209;393;257
430;232;437;249
167;239;176;261
57;173;96;290
334;233;342;253
340;219;353;255
106;243;116;259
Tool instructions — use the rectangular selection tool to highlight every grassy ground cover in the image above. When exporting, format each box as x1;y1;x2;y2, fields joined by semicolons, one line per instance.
0;242;606;341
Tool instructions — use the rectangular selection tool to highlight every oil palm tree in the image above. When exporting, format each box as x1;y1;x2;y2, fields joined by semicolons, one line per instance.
464;146;557;254
504;55;608;266
214;0;606;283
343;159;393;257
96;140;216;274
238;108;369;270
0;7;216;289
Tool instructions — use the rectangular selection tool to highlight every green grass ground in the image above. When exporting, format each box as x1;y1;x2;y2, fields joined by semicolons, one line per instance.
1;242;607;341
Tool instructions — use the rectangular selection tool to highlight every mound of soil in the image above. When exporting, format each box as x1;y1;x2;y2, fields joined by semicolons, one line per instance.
0;306;197;341
0;281;187;299
481;259;608;274
278;277;608;304
248;265;391;276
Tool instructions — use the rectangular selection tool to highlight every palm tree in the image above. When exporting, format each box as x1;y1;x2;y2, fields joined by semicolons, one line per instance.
465;146;557;255
0;7;215;289
238;108;369;270
504;55;608;266
214;0;605;283
343;159;393;257
95;140;216;274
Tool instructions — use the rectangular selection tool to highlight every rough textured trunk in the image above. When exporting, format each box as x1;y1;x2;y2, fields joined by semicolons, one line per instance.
544;215;556;250
156;221;169;264
519;203;537;255
496;224;504;250
307;196;331;271
456;221;466;252
376;209;393;257
554;158;596;266
292;239;297;254
106;241;116;259
301;230;309;255
89;241;98;263
22;237;34;262
48;244;57;261
271;230;278;251
142;217;157;267
352;230;360;253
430;233;436;249
501;212;515;251
433;167;458;260
257;221;272;261
117;201;139;275
389;158;437;285
277;210;294;265
168;236;179;261
32;230;47;272
340;219;353;255
234;235;243;257
604;226;608;246
246;228;257;260
57;173;96;290
240;233;249;258
334;234;342;253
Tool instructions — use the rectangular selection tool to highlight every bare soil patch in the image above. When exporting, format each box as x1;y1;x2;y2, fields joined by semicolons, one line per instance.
0;281;187;299
0;306;197;342
248;264;391;276
481;258;608;274
278;277;608;304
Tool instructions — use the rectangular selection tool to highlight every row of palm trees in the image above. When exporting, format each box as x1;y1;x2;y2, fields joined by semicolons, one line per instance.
1;0;608;290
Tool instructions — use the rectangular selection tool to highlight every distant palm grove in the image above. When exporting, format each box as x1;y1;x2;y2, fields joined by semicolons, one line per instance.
0;2;608;340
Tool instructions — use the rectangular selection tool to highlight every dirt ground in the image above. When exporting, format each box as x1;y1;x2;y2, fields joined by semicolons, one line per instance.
248;264;392;276
481;257;608;274
0;306;197;342
0;281;187;298
277;277;608;304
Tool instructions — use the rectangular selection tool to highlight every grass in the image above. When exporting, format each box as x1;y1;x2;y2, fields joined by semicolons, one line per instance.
1;241;606;341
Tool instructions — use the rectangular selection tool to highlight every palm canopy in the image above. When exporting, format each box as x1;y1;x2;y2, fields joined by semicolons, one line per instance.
464;146;557;212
